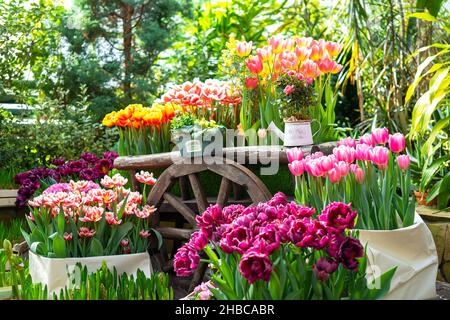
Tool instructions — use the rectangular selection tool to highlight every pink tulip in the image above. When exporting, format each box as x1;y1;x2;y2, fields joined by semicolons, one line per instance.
246;56;263;74
295;46;311;60
337;137;356;148
355;143;372;161
295;37;313;48
397;155;411;170
389;133;406;153
310;151;324;159
335;161;349;176
325;41;343;57
256;46;272;62
309;44;324;61
288;160;305;176
371;146;389;169
333;145;356;164
300;59;320;79
305;160;323;177
354;168;365;183
319;156;334;172
350;164;360;173
236;40;253;57
317;58;343;74
245;77;258;90
371;127;389;145
328;168;341;184
268;35;283;54
286;147;303;163
359;133;375;147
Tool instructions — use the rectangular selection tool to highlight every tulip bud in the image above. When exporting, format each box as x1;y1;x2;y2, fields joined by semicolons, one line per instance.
328;168;341;184
371;127;389;145
397;154;411;170
3;239;12;258
288;160;305;176
389;133;406;153
286;147;303;163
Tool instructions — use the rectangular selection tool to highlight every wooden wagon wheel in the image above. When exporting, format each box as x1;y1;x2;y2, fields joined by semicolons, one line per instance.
146;157;272;292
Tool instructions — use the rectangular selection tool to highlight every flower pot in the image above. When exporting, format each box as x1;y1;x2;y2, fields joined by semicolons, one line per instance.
283;120;314;147
29;251;152;296
358;213;438;300
414;191;437;207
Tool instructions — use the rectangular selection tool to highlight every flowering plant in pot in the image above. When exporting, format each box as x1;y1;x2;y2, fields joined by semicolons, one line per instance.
22;172;162;294
221;35;343;145
102;103;185;156
170;113;225;157
287;128;439;299
174;193;395;300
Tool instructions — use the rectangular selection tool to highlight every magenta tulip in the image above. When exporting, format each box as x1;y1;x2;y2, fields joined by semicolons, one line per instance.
389;133;406;153
286;147;303;163
288;160;305;176
371;127;389;145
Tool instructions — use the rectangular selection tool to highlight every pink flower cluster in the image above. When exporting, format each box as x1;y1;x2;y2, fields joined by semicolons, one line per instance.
287;128;410;183
27;173;157;234
160;79;241;108
174;192;363;284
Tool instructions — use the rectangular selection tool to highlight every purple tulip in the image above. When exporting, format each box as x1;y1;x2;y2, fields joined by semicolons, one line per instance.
239;249;272;284
338;237;363;271
319;202;358;233
173;244;200;277
313;257;338;282
80;152;99;164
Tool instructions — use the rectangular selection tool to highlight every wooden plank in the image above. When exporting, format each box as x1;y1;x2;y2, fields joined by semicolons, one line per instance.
417;206;450;221
0;190;18;198
113;143;338;170
163;193;197;227
0;198;16;208
155;226;194;240
188;173;208;213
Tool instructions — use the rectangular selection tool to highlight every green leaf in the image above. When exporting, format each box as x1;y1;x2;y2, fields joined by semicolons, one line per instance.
407;12;437;22
52;234;66;258
90;238;104;257
105;222;133;255
368;267;397;300
420;155;450;191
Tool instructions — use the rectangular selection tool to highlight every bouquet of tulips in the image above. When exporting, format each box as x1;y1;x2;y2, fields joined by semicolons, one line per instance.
102;103;185;156
288;128;414;230
174;193;395;300
222;35;343;142
160;79;241;129
22;172;161;258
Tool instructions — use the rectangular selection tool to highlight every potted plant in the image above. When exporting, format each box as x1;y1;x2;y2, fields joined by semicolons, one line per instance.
174;193;396;300
277;73;317;146
21;172;162;295
170;113;225;157
286;128;439;299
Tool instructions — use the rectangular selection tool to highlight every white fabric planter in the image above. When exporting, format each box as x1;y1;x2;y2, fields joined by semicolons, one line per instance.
29;251;153;296
359;213;438;300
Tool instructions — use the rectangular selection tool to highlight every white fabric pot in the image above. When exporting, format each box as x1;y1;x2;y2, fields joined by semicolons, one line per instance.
29;251;152;296
359;213;438;300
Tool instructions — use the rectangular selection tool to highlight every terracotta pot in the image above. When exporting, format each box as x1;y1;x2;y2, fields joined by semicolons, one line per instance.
414;191;437;206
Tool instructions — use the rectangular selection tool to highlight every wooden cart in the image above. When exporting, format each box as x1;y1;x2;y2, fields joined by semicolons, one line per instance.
114;143;335;294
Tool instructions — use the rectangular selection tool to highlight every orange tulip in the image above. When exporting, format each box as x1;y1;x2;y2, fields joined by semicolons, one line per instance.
309;44;324;61
325;41;343;57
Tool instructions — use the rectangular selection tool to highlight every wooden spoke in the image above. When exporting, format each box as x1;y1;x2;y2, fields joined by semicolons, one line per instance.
155;226;194;240
188;173;208;213
217;176;232;208
163;193;197;227
179;176;191;200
